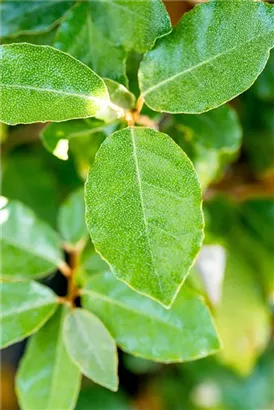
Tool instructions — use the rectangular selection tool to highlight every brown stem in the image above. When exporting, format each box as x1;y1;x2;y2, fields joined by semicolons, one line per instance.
67;249;81;307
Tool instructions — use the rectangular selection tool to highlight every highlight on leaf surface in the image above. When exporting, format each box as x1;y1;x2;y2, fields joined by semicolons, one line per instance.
0;43;109;124
0;281;58;348
139;0;274;113
85;126;204;308
0;198;64;279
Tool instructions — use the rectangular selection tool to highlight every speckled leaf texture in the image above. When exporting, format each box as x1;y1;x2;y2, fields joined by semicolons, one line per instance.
0;43;109;124
0;281;58;348
0;1;74;38
0;199;64;279
83;0;171;54
16;307;81;410
63;309;118;392
83;272;221;362
139;0;274;113
85;127;204;308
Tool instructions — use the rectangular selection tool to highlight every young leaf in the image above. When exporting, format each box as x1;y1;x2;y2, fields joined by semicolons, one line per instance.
81;0;171;54
0;281;58;348
54;2;127;86
139;0;274;113
85;127;204;307
0;1;74;38
0;199;64;279
16;306;81;410
63;308;118;391
0;43;109;124
83;272;221;362
58;189;88;249
163;104;242;189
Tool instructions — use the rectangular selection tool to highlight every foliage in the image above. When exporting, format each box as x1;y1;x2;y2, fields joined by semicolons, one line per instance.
0;1;273;409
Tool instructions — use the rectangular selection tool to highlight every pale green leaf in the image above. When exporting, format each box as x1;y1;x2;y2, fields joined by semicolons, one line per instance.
83;272;221;362
58;189;88;248
63;308;118;391
163;104;242;189
139;0;274;113
215;251;271;376
80;0;171;54
54;1;127;85
85;127;204;307
0;1;74;38
0;43;109;125
0;199;64;279
0;281;58;348
16;306;81;410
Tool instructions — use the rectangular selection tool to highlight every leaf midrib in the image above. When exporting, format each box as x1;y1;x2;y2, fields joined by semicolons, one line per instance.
83;289;182;331
130;127;164;295
142;32;274;97
1;83;106;105
1;298;56;319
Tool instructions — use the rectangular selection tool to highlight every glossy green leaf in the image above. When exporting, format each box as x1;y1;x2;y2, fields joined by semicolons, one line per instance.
0;1;74;38
54;2;127;85
58;189;88;248
0;281;58;348
83;272;221;362
85;127;204;307
81;0;171;54
0;43;109;124
162;104;242;189
76;387;131;410
0;199;64;279
139;0;274;113
63;308;118;391
253;49;274;102
16;306;81;410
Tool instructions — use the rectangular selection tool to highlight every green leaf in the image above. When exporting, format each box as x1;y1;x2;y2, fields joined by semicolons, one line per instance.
58;189;88;249
80;0;171;54
139;0;274;113
253;49;274;102
54;2;127;86
76;387;131;410
1;152;59;226
85;127;204;307
41;119;107;160
97;78;136;122
215;250;271;376
0;43;109;125
83;272;221;362
0;281;58;348
162;105;242;189
63;308;118;391
16;306;81;410
0;1;74;38
0;198;64;279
